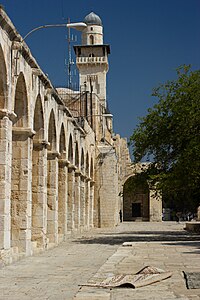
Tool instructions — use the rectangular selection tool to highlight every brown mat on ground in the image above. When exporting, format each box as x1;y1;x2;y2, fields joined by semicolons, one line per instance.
82;266;172;289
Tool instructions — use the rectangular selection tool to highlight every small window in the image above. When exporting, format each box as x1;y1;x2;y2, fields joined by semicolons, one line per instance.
89;53;95;57
90;35;94;45
91;27;93;31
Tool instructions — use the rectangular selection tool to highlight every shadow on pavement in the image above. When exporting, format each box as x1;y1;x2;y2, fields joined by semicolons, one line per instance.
73;229;200;249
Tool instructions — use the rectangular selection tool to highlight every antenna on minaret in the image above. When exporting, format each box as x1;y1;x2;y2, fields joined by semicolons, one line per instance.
66;17;78;90
67;17;72;89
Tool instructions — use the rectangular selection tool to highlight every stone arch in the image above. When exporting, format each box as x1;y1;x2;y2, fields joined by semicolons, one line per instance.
123;175;149;222
59;123;66;156
31;95;45;248
13;72;28;127
58;123;67;237
0;44;7;109
48;109;56;151
33;95;44;141
68;134;73;163
11;72;30;253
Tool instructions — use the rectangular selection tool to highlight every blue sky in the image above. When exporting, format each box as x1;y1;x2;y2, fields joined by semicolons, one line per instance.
1;0;200;143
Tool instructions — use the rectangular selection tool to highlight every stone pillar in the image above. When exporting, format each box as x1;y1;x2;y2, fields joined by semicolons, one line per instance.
11;127;35;255
0;111;13;250
89;180;95;227
58;159;69;239
47;151;59;244
85;178;90;229
31;140;48;249
67;165;76;231
80;174;86;229
74;169;81;230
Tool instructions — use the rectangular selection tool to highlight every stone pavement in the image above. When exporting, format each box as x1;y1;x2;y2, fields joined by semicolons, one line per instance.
0;222;200;300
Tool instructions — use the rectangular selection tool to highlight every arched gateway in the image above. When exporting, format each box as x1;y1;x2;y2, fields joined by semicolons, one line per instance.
123;176;149;221
121;163;162;222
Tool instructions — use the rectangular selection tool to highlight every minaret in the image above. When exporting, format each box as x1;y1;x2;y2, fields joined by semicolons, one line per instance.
74;12;110;109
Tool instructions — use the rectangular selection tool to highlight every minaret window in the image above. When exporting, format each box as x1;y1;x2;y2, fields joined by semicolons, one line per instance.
90;35;94;45
91;27;93;31
89;53;95;57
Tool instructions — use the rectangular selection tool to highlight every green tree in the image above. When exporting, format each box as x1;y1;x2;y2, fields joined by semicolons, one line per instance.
130;65;200;211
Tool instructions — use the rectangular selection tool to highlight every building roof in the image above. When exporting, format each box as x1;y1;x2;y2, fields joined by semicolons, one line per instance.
83;12;102;26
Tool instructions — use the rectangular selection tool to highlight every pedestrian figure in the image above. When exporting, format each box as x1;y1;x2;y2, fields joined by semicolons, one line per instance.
176;212;182;223
119;210;122;222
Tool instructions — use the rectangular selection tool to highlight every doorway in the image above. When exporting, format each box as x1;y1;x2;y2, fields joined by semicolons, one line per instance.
132;203;141;217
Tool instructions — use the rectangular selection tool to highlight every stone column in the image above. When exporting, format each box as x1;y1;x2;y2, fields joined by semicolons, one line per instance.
47;151;59;244
80;174;86;230
31;140;48;249
0;110;13;250
67;165;76;231
74;169;81;230
11;127;35;255
85;178;90;229
58;158;69;240
89;180;95;228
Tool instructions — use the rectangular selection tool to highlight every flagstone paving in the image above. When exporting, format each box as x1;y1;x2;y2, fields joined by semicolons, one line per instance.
0;222;200;300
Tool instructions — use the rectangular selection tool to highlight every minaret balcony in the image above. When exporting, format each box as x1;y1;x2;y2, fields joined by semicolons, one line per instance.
76;56;108;65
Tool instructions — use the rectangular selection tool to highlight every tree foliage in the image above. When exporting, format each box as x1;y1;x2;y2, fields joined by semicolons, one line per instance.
130;65;200;211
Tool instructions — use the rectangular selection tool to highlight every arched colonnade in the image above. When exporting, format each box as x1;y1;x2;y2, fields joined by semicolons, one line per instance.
0;40;95;258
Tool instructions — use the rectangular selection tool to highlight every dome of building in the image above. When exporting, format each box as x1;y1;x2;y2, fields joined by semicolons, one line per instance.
83;12;102;26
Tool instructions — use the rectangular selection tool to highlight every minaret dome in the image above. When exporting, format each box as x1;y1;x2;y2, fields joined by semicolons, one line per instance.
83;12;102;26
82;12;103;45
